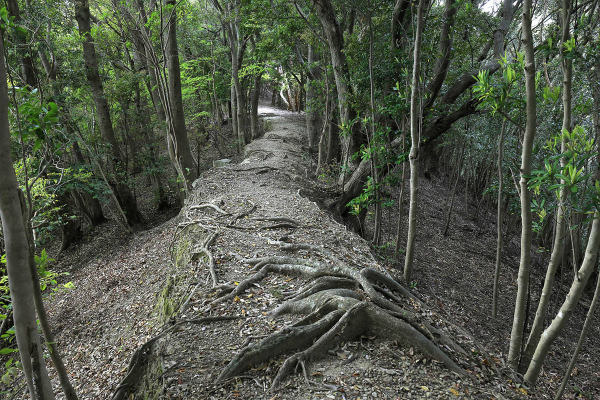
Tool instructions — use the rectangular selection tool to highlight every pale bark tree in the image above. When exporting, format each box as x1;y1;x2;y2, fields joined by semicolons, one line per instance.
523;214;600;384
520;0;572;371
0;33;55;400
210;0;249;150
312;0;365;183
508;0;537;369
403;0;427;282
492;119;506;318
250;72;262;139
553;62;600;398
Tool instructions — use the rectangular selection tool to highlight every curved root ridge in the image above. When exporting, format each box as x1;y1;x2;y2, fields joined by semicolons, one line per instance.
214;243;468;389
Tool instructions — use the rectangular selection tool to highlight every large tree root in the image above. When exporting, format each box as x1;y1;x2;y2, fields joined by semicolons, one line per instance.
213;242;469;390
112;316;239;400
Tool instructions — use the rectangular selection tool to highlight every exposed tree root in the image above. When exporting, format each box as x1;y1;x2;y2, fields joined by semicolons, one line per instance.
189;203;230;215
213;241;469;389
190;231;219;288
112;316;240;400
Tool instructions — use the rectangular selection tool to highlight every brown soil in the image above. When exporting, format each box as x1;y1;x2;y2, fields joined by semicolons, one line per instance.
4;105;598;400
370;161;600;399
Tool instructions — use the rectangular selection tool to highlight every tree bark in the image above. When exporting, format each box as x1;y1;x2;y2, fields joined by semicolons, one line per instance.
492;119;506;318
523;215;600;385
250;72;262;140
231;83;239;149
508;0;536;369
403;0;426;282
0;34;55;400
75;0;143;227
166;0;198;187
312;0;365;181
331;0;516;224
6;0;37;88
394;132;407;257
553;263;600;399
305;44;321;152
520;0;572;371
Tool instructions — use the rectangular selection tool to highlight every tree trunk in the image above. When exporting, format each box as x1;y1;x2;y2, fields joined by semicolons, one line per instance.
312;0;365;182
20;192;79;400
166;0;198;188
305;44;321;152
6;0;37;88
71;139;106;226
394;132;407;257
316;75;331;175
0;35;55;400
442;142;464;237
508;0;536;369
492;119;506;318
75;0;143;227
520;0;572;371
250;72;262;140
523;215;600;385
403;0;426;282
231;83;240;150
553;262;600;399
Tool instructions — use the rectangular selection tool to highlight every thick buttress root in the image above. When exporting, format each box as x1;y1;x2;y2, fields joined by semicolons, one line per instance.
213;242;468;389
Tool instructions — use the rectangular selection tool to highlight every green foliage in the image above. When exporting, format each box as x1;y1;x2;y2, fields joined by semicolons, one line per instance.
0;248;73;387
529;126;599;231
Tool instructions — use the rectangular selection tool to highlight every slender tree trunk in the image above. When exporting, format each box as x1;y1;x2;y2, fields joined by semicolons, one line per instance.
368;17;382;246
442;141;465;237
520;0;572;371
250;72;262;140
403;0;426;282
508;0;537;369
316;74;331;175
20;195;78;400
554;262;600;399
6;0;37;88
0;35;54;400
75;0;142;227
306;44;321;152
231;83;240;150
166;0;198;188
523;215;600;385
394;131;407;257
492;119;507;318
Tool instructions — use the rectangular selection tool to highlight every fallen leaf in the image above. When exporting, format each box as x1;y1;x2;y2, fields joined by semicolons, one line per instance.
517;387;528;395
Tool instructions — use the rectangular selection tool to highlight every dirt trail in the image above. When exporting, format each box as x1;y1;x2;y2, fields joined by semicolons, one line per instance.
119;105;515;399
9;106;519;399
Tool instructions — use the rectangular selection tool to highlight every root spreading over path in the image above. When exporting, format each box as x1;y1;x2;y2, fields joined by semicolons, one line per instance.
116;106;502;399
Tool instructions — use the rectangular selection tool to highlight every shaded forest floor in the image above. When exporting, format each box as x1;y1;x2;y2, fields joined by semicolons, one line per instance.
369;171;600;399
368;160;600;399
5;105;599;399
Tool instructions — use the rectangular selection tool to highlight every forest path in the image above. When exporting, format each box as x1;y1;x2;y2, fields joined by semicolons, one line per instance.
35;106;503;400
117;105;507;400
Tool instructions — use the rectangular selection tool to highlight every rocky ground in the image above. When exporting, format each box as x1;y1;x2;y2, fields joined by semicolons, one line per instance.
3;105;598;399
